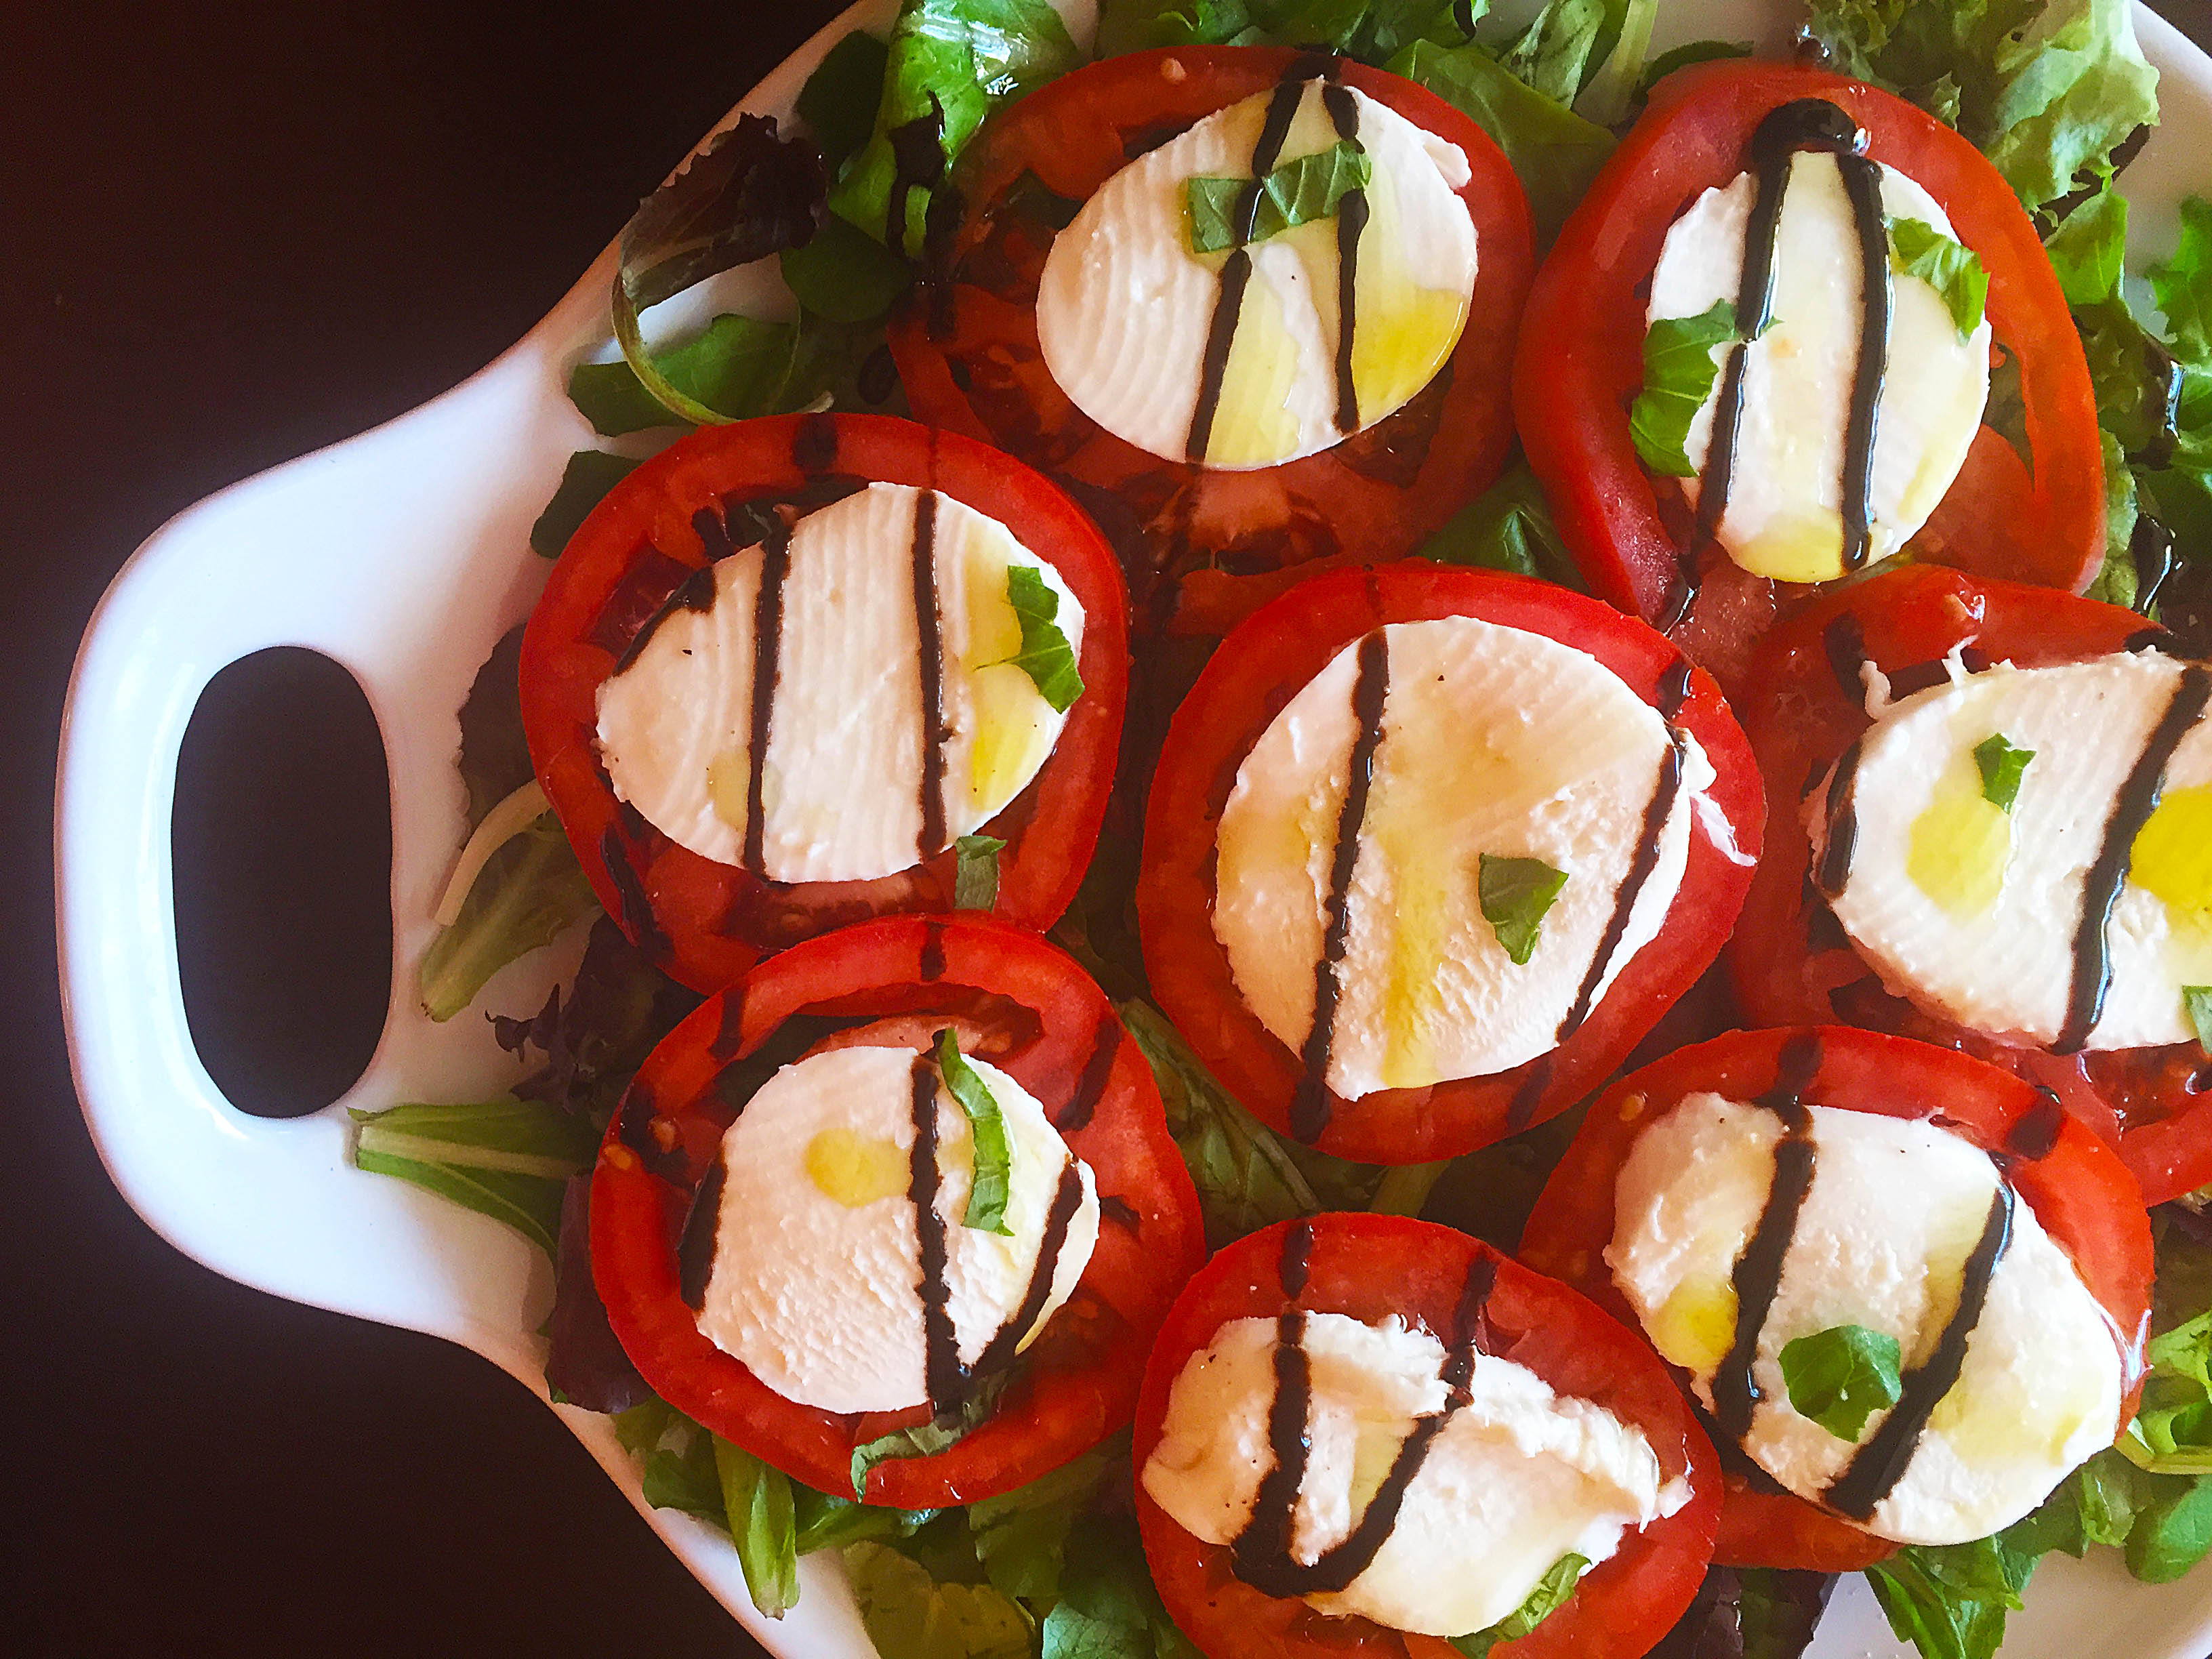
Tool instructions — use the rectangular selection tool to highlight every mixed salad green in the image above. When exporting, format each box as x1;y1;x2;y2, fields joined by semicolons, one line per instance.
350;1;2212;1656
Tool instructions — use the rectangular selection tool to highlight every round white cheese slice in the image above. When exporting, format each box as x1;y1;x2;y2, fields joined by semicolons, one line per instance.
595;481;1084;884
1648;151;1990;583
695;1042;1099;1415
1213;616;1709;1098
1141;1311;1686;1638
1606;1092;2125;1545
1036;80;1476;470
1807;653;2212;1050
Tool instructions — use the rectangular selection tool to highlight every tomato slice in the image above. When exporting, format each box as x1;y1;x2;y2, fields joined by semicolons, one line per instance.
1727;562;2212;1204
889;46;1534;638
1515;60;2102;686
1519;1024;2153;1570
1134;1214;1719;1659
520;412;1127;993
589;914;1203;1508
1138;561;1763;1164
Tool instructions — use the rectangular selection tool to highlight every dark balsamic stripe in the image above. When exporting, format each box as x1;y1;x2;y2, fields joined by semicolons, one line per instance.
1322;81;1366;435
611;563;716;676
911;489;948;861
1507;1056;1554;1132
1281;1217;1316;1296
713;1012;860;1118
920;921;947;983
1290;631;1391;1143
1553;728;1688;1050
1057;1017;1123;1134
676;1153;728;1309
1099;1193;1141;1231
1232;1309;1313;1586
968;1161;1087;1379
2133;511;2179;616
741;520;795;878
1186;75;1309;462
1826;1183;2014;1519
1835;151;1891;572
708;986;749;1062
2006;1090;2066;1162
2125;627;2171;655
1814;739;1865;900
1658;657;1696;719
693;506;734;563
792;411;840;475
909;1052;962;1410
884;92;947;259
598;826;668;960
1824;613;1868;700
2057;664;2212;1052
1713;1032;1824;1441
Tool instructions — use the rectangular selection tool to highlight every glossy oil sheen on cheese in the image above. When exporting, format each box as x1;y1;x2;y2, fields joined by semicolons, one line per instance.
1649;152;1989;582
1607;1092;2122;1544
696;1044;1099;1414
1213;616;1703;1097
1809;655;2212;1049
1036;82;1476;469
594;483;1083;884
1141;1311;1683;1638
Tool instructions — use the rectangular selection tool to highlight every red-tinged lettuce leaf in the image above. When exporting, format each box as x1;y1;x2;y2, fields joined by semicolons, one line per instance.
620;113;826;314
545;1174;650;1413
491;916;699;1128
457;623;533;829
1648;1565;1837;1658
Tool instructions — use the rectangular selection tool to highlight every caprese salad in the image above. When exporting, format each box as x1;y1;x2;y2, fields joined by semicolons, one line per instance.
345;3;2212;1659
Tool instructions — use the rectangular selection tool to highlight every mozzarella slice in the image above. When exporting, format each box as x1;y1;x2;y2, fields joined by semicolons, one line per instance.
1037;81;1476;470
595;482;1084;884
1807;653;2212;1049
1649;151;1990;583
695;1043;1099;1415
1213;617;1708;1097
1607;1092;2123;1545
1141;1311;1686;1638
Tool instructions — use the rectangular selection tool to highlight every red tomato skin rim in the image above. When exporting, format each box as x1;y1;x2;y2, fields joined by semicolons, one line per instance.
589;912;1205;1509
1137;560;1765;1164
520;413;1129;994
1725;562;2212;1204
1519;1023;2154;1571
889;45;1537;637
1133;1214;1720;1659
1515;60;2103;630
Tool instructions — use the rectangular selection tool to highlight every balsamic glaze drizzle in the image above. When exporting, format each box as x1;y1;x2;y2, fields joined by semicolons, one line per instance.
909;1051;964;1409
611;564;717;676
911;489;948;861
1057;1016;1123;1134
1834;147;1891;573
741;518;795;878
1814;739;1865;900
2005;1089;2066;1162
2057;664;2212;1052
966;1162;1087;1380
1290;631;1390;1144
676;1153;729;1309
1713;1033;1824;1442
1824;1182;2014;1519
1322;81;1367;436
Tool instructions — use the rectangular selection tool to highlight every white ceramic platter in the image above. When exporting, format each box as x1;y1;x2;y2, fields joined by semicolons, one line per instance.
54;3;2212;1655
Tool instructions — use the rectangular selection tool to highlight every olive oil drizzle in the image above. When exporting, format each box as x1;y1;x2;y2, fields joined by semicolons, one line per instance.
1322;82;1368;436
1713;1032;1825;1442
2057;663;2212;1052
1825;1181;2014;1519
1290;630;1391;1144
911;489;949;861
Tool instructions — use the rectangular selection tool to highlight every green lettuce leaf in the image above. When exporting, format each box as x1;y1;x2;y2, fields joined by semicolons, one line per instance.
781;215;915;323
1637;38;1753;98
715;1436;800;1619
1864;1532;2035;1659
1630;300;1737;477
954;834;1007;910
642;1431;727;1522
2187;986;2212;1054
1094;0;1262;56
2154;197;2212;361
1477;853;1568;965
530;451;640;558
1499;0;1605;106
1779;1323;1904;1441
993;564;1085;713
1042;1512;1203;1659
349;1097;596;1256
1418;459;1586;588
2085;430;2142;607
969;1450;1109;1606
1571;0;1658;127
1452;1553;1586;1656
2043;180;2129;306
792;1487;941;1554
830;0;1078;260
1889;217;1989;339
843;1540;1035;1659
1185;141;1373;253
937;1029;1015;1235
571;312;800;436
417;815;599;1023
798;29;891;171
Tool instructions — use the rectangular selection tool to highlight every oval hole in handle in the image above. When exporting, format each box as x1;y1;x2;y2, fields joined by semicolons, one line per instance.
173;648;392;1118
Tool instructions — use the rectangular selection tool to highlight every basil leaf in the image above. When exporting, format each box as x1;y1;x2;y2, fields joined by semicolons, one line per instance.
851;1370;1015;1497
1973;734;2036;812
714;1435;800;1619
1451;1552;1586;1657
955;834;1007;910
1418;459;1586;590
571;312;798;436
1500;0;1605;106
937;1029;1015;1235
531;451;640;558
2154;197;2212;363
1185;140;1373;253
842;1540;1034;1659
994;564;1085;713
1386;37;1614;251
1629;300;1737;478
798;29;890;171
349;1097;597;1256
2187;987;2212;1056
1889;217;1989;340
1479;853;1568;966
1780;1324;1904;1443
970;1449;1109;1605
2044;182;2129;307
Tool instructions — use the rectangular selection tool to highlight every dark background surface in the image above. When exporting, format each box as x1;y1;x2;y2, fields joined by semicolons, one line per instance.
12;3;2212;1656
